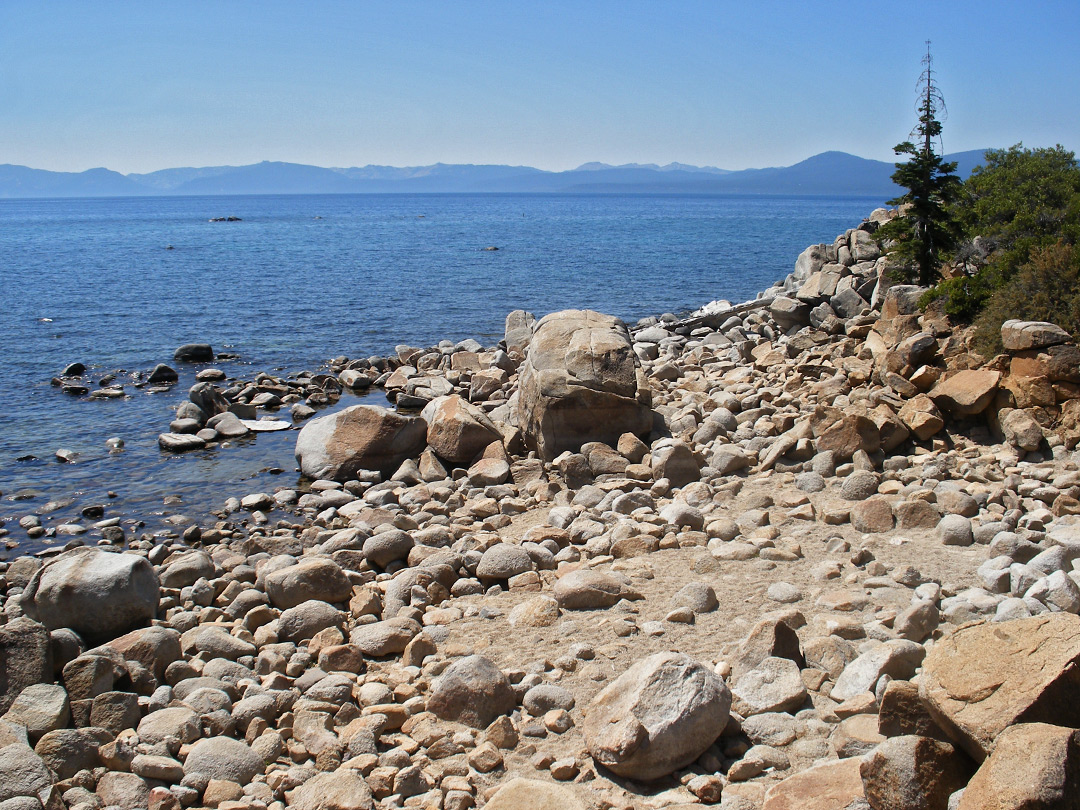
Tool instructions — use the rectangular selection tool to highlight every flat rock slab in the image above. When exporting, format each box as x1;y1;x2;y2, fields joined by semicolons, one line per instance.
1001;319;1072;351
483;777;588;810
920;614;1080;761
928;369;1001;416
763;756;864;810
241;419;291;432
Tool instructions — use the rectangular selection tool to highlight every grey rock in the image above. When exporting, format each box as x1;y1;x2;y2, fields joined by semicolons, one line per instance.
731;656;807;716
278;600;345;643
673;582;718;614
427;655;515;729
0;744;54;802
938;514;974;547
362;530;414;568
182;736;263;783
20;548;159;641
174;344;214;362
522;684;575;714
0;619;52;715
583;652;731;781
476;544;534;580
832;640;926;702
265;558;352;609
3;684;69;742
295;404;427;480
94;772;150;810
349;617;421;657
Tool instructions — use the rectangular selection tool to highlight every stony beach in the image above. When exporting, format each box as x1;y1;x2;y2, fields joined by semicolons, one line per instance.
5;206;1080;809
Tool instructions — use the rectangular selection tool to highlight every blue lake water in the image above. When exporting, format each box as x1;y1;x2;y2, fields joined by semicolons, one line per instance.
0;192;885;555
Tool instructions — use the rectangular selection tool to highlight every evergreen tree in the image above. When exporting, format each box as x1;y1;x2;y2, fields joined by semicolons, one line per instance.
876;43;962;286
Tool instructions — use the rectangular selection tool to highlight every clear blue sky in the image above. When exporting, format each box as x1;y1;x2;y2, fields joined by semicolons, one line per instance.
2;1;1077;174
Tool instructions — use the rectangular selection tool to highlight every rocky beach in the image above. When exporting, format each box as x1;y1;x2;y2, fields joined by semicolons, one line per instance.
5;206;1080;810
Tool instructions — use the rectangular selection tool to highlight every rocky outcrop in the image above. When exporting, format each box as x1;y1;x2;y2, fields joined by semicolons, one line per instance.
514;310;652;459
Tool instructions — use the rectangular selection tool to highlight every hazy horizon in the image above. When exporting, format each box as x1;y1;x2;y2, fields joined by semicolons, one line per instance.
2;1;1077;175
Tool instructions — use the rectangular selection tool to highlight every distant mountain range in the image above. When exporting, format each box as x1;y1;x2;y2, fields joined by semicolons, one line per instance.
0;150;990;199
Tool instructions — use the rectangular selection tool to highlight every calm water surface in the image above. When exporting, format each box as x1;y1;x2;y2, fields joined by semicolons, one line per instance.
0;192;884;556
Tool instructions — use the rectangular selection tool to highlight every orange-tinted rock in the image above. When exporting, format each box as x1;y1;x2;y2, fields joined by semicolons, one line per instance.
958;723;1080;810
929;369;1001;416
920;614;1080;761
763;757;864;810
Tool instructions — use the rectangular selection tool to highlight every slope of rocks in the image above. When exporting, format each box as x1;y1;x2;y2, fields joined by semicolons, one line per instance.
5;209;1080;809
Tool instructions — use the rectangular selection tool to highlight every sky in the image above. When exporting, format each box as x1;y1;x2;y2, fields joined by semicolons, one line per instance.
2;1;1078;174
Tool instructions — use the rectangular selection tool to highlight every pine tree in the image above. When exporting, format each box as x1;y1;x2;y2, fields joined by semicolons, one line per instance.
877;43;962;286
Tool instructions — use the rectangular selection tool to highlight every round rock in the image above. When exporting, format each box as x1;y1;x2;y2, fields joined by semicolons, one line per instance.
476;544;533;580
427;655;515;729
182;737;263;783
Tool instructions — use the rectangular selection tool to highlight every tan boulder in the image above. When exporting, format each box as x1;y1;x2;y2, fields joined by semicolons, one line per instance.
763;757;865;810
421;395;503;464
898;395;945;440
514;310;652;460
1003;373;1057;408
483;777;588;810
583;652;730;780
929;369;1001;416
809;406;880;461
1001;408;1045;451
920;614;1080;761
295;405;427;480
860;735;971;810
958;723;1080;810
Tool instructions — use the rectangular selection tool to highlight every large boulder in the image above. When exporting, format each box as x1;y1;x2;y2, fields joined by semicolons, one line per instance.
183;737;264;783
860;735;971;810
958;723;1080;810
20;549;159;642
0;618;52;714
1000;319;1072;351
286;768;374;810
928;369;1001;416
295;405;427;480
421;395;503;464
514;310;652;460
920;614;1080;761
583;652;730;780
427;655;515;729
265;558;352;609
96;626;182;682
0;743;56;802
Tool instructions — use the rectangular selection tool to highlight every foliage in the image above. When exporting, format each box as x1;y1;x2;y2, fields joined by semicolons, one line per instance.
875;46;961;286
972;242;1080;355
923;144;1080;320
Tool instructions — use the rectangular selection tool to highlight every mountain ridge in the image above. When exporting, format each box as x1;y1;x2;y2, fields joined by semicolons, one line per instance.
0;150;990;199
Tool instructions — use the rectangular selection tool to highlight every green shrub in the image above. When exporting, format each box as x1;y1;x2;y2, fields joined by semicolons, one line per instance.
921;144;1080;321
973;242;1080;355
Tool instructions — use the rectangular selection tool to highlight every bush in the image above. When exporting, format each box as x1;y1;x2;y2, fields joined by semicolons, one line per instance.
973;242;1080;355
924;144;1080;320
